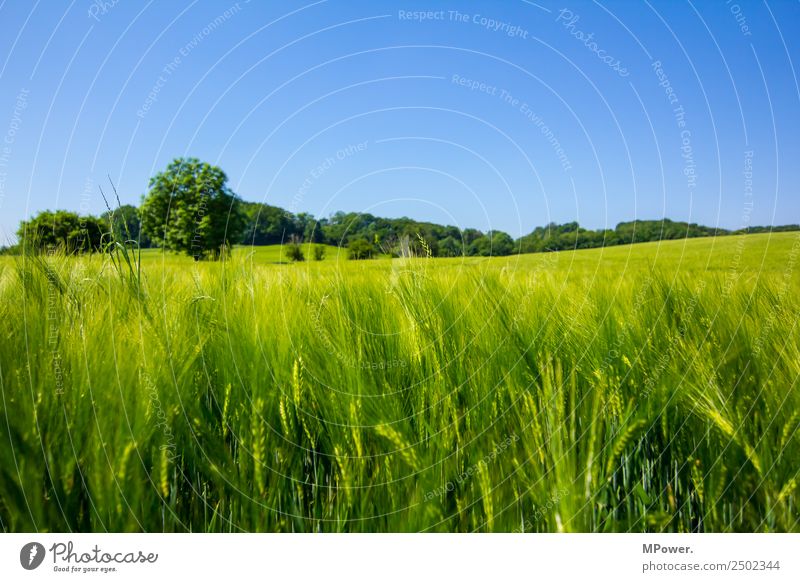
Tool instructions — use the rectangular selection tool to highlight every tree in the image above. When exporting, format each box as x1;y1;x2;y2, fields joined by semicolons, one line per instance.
141;158;245;259
468;230;515;256
303;218;325;244
293;213;315;241
103;204;151;248
347;238;375;260
461;228;484;247
489;231;516;255
438;236;462;257
17;210;105;254
239;201;302;245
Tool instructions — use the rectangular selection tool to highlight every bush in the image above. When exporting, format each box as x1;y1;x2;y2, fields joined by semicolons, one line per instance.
347;238;374;260
286;242;305;262
312;245;326;261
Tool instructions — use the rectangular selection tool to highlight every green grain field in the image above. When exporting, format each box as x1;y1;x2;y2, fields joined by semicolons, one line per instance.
1;232;798;532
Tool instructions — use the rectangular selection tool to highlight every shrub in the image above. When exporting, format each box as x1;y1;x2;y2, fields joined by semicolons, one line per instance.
347;238;374;260
286;242;305;262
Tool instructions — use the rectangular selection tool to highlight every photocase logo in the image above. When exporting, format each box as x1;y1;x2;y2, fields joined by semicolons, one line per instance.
20;542;46;570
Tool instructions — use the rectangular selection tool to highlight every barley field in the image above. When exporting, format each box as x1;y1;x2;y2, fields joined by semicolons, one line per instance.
0;232;798;532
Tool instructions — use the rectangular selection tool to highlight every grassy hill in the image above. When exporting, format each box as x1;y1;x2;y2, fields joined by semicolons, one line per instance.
122;231;797;279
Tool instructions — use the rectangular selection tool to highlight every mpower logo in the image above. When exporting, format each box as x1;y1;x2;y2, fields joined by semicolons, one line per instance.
20;542;46;570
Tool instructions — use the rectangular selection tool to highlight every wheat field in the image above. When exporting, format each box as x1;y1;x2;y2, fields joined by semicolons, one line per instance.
0;232;798;532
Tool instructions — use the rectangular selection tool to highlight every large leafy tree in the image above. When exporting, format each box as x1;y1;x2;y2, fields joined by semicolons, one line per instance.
141;158;245;259
17;210;105;253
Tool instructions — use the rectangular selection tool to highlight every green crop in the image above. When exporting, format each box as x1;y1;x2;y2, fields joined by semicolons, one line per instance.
0;232;798;532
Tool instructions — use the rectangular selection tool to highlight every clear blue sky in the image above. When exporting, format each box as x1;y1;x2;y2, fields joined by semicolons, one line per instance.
1;0;798;242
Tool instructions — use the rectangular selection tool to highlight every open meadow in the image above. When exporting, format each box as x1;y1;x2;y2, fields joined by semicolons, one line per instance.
1;232;798;532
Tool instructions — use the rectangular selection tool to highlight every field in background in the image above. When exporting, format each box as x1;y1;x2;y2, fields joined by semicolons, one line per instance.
0;232;798;532
129;231;794;277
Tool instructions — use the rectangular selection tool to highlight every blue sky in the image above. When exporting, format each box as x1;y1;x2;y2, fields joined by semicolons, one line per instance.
1;0;798;241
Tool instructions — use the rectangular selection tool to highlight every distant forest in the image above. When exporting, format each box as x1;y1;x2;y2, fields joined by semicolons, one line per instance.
5;199;795;258
234;202;799;257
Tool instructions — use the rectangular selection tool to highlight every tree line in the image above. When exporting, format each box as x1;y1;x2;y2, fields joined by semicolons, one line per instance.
4;157;797;259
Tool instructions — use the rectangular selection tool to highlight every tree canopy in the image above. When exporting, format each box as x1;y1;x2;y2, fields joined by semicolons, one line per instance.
16;210;105;254
103;204;151;248
140;158;245;259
